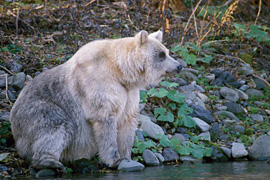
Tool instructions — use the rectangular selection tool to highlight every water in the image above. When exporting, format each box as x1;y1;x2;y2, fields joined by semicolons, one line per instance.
30;161;270;180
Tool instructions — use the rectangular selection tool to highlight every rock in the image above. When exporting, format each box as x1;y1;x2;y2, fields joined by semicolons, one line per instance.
12;72;26;90
239;63;253;76
136;130;145;142
250;114;264;122
137;114;151;124
2;90;17;102
199;131;211;141
193;97;206;109
239;85;250;91
211;78;223;86
172;133;186;142
234;125;245;134
249;135;270;160
35;169;56;178
196;93;208;103
220;147;232;158
179;84;195;92
204;73;215;83
171;77;187;86
265;110;270;116
224;102;245;115
216;105;227;111
232;142;248;158
253;78;267;90
7;60;23;73
154;153;164;163
235;89;249;100
220;87;239;102
178;58;188;68
176;127;187;134
180;156;202;163
162;148;179;162
214;111;240;122
141;121;164;140
211;70;241;88
189;104;213;124
140;110;157;123
210;122;221;142
183;91;196;101
193;117;210;132
181;134;190;140
0;114;10;121
245;89;264;97
247;79;256;88
26;75;33;82
118;159;145;172
142;149;159;166
180;71;198;82
71;158;99;173
194;85;205;93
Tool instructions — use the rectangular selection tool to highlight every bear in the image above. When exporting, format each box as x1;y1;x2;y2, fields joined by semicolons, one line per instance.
10;30;182;173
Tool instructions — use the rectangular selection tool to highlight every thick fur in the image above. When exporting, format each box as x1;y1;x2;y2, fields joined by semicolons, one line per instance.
10;30;181;171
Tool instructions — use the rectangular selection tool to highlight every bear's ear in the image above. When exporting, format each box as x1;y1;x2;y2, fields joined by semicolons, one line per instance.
149;30;163;42
135;30;148;45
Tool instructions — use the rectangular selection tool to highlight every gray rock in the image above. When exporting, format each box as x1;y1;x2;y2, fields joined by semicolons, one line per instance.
220;87;239;102
239;85;250;91
245;89;264;97
142;149;159;166
140;110;157;123
196;93;208;103
8;60;23;73
178;58;188;68
224;102;245;115
176;127;187;134
141;121;164;140
204;73;215;83
189;104;214;124
162;148;179;162
137;114;151;124
249;135;270;160
118;159;145;172
193;97;206;109
198;131;211;141
234;125;245;134
232;142;248;158
2;90;17;102
35;169;55;178
154;153;164;163
239;63;253;76
172;133;186;142
183;91;196;101
0;114;10;121
180;156;202;163
12;72;26;90
171;77;187;86
195;85;206;93
250;114;264;122
26;75;33;82
214;111;240;122
180;71;198;82
193;117;210;132
139;104;145;112
253;78;267;90
235;89;249;100
179;84;195;92
136;130;145;142
210;122;221;141
216;105;227;111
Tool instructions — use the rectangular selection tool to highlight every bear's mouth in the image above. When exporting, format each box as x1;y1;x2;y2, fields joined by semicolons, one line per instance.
165;65;183;75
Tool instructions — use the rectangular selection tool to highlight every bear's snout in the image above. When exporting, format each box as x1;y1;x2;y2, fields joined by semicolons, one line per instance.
177;65;182;73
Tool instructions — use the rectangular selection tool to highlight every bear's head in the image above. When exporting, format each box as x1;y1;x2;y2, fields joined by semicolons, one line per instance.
117;30;182;88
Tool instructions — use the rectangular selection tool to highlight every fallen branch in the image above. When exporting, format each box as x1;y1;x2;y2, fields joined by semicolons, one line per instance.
254;0;262;25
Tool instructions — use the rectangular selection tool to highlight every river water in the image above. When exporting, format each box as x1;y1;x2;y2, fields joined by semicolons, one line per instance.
29;161;270;180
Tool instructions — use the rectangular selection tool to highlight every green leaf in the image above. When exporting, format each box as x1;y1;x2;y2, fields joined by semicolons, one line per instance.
147;88;168;98
191;147;204;159
203;147;213;157
181;50;197;65
138;143;147;153
160;81;179;88
170;138;180;147
168;103;177;110
197;54;213;63
159;135;171;147
154;107;166;117
183;116;197;128
171;44;186;52
167;90;185;103
157;111;174;122
175;145;192;155
190;136;201;143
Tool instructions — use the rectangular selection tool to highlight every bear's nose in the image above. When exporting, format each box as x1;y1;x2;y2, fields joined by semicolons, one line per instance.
177;65;182;73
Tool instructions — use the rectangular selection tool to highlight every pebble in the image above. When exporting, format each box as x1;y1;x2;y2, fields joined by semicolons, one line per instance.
142;149;159;166
192;117;210;132
141;120;164;140
232;142;248;158
118;159;145;172
162;148;179;162
220;87;239;102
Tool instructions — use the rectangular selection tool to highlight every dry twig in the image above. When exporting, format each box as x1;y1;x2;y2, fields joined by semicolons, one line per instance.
254;0;262;25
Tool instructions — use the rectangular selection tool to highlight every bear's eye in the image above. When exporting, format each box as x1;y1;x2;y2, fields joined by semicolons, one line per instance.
158;52;166;59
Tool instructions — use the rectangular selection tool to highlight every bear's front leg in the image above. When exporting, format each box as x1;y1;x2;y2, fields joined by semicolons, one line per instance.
117;119;137;159
92;116;121;167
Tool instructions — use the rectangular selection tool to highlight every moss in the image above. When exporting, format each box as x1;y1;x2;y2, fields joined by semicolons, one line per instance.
239;53;253;64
